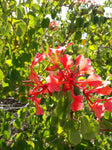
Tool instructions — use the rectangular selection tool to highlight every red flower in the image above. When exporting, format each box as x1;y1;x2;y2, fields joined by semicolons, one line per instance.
35;101;44;115
84;73;102;88
104;101;112;113
60;54;74;69
24;42;112;120
75;55;94;74
83;76;112;120
46;73;60;93
49;21;59;30
93;81;112;95
31;53;45;66
71;92;84;112
91;102;105;121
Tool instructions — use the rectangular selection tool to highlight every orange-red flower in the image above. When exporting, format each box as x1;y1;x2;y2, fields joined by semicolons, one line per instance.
49;21;59;30
24;42;112;120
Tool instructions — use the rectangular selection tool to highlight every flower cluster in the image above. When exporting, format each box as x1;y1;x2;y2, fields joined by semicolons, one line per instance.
77;0;96;4
24;42;112;121
49;21;59;30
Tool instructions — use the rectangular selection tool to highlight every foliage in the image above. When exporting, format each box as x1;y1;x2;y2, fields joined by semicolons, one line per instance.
0;0;112;149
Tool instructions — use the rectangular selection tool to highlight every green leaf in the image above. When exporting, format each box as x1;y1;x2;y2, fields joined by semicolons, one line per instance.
31;4;39;13
5;59;12;67
13;140;28;150
84;22;90;28
41;17;50;28
51;10;57;19
16;23;26;37
100;118;112;131
27;141;35;149
55;96;70;120
76;18;84;28
64;120;74;131
80;115;90;135
68;129;81;146
16;7;25;19
3;130;11;139
13;118;22;129
2;0;7;13
9;69;20;81
75;31;82;40
89;44;98;50
0;70;4;81
26;0;32;4
50;114;59;127
104;111;110;120
81;116;99;140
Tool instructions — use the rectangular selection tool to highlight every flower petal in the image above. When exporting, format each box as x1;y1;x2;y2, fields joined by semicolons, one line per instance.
45;64;59;71
71;94;84;112
35;103;44;115
92;102;105;121
104;101;112;113
86;73;102;87
95;85;112;95
32;53;45;66
46;74;60;93
75;55;94;74
60;54;74;69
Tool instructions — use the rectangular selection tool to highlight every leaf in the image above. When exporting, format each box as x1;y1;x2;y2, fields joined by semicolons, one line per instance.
104;111;110;120
16;7;25;19
51;10;57;19
16;23;26;37
41;17;50;28
80;115;90;135
5;59;12;66
81;116;99;140
50;114;59;127
3;130;11;139
2;0;7;13
89;45;98;50
13;140;28;150
9;69;20;81
93;16;99;24
64;120;74;131
26;0;32;4
75;31;82;40
31;4;39;13
57;124;63;134
76;18;84;28
13;118;22;129
55;96;70;120
68;129;81;146
0;70;4;81
27;141;35;149
100;118;112;131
